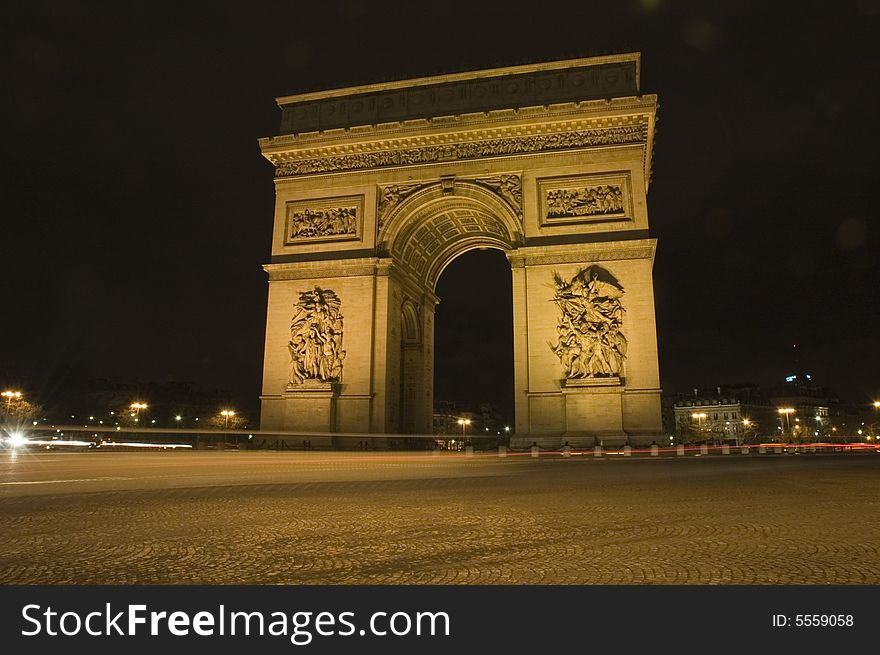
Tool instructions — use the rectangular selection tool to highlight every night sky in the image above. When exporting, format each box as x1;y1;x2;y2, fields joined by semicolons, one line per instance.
2;2;879;423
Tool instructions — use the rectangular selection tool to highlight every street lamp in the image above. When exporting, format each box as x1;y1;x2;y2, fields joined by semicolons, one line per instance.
456;418;471;436
2;390;23;407
872;401;880;440
777;408;795;441
220;409;235;429
691;412;707;442
129;402;147;423
740;418;753;445
220;410;237;448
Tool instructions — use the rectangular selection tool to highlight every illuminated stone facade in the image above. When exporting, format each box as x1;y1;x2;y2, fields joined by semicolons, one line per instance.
259;53;662;447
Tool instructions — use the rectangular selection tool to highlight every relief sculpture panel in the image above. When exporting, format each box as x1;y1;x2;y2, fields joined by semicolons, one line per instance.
538;173;632;227
288;287;346;387
546;185;623;218
285;195;364;244
551;266;627;382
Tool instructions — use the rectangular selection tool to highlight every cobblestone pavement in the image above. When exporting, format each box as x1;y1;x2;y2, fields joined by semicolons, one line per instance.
1;452;878;584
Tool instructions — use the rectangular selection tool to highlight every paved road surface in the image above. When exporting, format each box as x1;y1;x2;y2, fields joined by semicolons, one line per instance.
1;451;878;584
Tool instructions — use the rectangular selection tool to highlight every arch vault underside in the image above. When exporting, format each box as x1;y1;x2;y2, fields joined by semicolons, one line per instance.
258;53;663;447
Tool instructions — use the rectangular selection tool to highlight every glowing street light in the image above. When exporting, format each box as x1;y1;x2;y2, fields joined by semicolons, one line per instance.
2;390;23;407
738;418;756;446
871;401;880;440
129;402;147;422
456;418;471;436
220;409;235;429
691;412;707;438
777;408;795;439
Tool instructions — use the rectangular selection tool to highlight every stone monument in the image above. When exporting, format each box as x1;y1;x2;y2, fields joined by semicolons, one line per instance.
258;53;662;447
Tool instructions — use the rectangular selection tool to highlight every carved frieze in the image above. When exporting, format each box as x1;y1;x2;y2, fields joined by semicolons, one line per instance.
538;173;632;226
288;287;345;388
551;266;627;380
274;122;647;177
285;195;364;244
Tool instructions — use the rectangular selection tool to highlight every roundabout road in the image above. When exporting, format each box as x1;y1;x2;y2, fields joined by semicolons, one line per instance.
1;451;878;584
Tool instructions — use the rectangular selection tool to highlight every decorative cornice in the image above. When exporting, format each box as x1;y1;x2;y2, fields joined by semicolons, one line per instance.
507;239;656;268
509;248;655;268
266;116;649;178
263;257;389;281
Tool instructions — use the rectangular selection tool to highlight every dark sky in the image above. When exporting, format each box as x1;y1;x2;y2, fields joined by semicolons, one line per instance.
2;1;879;422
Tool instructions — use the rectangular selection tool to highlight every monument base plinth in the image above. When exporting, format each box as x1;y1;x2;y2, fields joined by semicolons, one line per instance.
562;381;624;439
281;381;339;436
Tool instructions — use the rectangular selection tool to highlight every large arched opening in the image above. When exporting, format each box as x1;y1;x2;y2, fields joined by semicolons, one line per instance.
433;248;514;440
380;180;522;436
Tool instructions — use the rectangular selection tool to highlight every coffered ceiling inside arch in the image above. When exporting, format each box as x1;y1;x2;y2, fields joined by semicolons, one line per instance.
392;207;513;289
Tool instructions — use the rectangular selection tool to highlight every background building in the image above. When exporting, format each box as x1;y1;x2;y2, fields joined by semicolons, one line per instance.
768;373;835;441
669;375;864;443
433;400;509;449
672;384;776;444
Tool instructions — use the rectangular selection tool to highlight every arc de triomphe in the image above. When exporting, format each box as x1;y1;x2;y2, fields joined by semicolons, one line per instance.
258;53;662;447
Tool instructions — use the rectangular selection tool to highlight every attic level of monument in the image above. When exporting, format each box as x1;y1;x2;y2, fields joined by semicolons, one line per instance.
274;53;641;134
